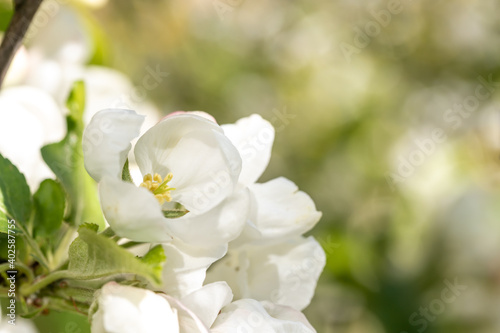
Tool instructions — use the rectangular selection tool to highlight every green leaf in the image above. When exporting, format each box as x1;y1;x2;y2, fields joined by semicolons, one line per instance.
66;81;85;118
0;153;32;233
121;159;133;183
33;179;65;237
41;81;104;230
162;209;189;218
140;245;166;279
66;224;165;286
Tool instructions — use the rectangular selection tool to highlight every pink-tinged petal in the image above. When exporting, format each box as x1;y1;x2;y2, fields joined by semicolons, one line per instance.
98;177;172;242
222;114;274;186
83;109;144;182
134;113;241;214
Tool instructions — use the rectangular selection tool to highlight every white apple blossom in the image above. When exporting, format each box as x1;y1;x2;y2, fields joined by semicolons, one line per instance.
0;86;65;190
83;109;248;243
83;111;323;330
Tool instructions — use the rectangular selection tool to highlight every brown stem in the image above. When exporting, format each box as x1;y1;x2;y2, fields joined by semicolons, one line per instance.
0;0;44;89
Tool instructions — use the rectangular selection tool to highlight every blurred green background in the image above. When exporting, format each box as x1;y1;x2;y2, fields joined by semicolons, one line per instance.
3;0;500;332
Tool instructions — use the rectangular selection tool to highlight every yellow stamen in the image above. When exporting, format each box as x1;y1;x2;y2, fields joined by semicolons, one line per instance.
140;173;175;204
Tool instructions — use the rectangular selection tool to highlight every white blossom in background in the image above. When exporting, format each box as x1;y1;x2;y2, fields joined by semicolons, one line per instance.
5;4;160;125
3;4;161;189
0;319;39;333
0;307;39;333
0;86;65;190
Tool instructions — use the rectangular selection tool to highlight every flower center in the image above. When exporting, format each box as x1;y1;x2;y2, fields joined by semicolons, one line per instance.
140;173;176;205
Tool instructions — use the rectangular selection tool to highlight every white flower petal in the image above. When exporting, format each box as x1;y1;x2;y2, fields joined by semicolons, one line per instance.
159;294;210;333
166;189;250;246
92;283;179;333
207;237;326;311
211;299;315;333
164;111;217;123
134;113;241;214
181;282;233;328
99;177;172;242
161;240;227;298
261;301;316;332
83;109;144;182
246;177;322;240
222;114;274;186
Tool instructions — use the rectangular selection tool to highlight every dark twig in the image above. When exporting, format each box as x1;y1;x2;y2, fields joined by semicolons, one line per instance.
0;0;44;89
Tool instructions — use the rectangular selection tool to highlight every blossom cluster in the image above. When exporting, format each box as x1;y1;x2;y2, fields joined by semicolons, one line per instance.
0;3;324;332
83;109;325;332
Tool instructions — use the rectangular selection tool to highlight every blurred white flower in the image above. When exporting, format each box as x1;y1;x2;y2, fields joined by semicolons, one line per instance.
0;319;38;333
0;306;39;333
7;5;161;128
0;86;65;190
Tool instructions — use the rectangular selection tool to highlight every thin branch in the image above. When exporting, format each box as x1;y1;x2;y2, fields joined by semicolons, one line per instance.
0;0;44;89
